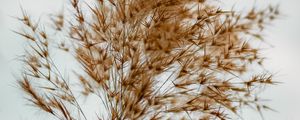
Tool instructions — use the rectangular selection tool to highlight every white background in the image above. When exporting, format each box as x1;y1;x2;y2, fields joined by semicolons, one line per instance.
0;0;299;119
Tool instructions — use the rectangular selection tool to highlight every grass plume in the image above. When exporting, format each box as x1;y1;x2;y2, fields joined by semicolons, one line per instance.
16;0;279;119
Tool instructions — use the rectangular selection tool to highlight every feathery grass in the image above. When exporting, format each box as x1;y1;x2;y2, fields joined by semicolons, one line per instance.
16;0;279;119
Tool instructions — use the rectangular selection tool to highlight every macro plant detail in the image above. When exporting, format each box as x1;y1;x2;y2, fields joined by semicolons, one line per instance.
16;0;279;119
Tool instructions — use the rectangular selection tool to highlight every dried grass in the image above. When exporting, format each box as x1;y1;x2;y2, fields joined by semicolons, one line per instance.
16;0;279;119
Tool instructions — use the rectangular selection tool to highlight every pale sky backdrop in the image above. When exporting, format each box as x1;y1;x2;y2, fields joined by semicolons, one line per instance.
0;0;299;120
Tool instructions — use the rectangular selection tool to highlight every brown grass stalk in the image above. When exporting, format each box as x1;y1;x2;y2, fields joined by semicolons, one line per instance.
16;0;279;119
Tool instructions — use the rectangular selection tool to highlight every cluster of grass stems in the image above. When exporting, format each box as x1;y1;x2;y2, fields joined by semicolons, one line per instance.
16;0;279;119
